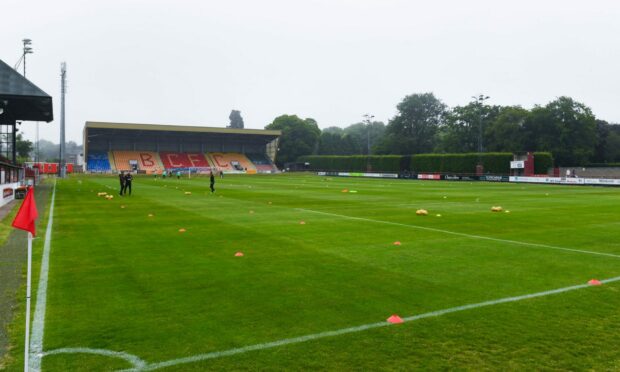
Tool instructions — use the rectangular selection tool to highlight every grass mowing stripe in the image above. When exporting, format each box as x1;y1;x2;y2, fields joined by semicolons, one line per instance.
296;208;620;259
29;180;56;372
112;275;619;371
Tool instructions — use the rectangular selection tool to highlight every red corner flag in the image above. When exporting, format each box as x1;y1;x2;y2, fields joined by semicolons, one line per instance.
12;187;38;236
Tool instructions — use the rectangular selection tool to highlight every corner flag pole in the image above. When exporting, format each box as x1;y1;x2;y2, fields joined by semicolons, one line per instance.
24;232;33;372
11;186;38;372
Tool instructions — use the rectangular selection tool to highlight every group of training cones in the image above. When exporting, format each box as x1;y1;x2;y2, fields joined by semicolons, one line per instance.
96;191;114;200
491;206;511;213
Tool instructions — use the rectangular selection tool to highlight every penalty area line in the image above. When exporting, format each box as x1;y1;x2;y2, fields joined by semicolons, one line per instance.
295;208;620;260
130;275;620;371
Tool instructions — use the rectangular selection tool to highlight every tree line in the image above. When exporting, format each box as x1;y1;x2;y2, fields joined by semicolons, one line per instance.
15;134;82;164
265;94;620;167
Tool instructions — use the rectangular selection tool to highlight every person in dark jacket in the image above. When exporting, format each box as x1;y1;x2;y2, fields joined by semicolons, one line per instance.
124;173;133;195
210;171;215;193
119;172;125;195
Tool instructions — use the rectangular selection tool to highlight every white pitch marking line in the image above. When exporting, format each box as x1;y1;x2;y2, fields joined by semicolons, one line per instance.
43;348;146;370
29;179;57;371
104;275;617;371
296;208;620;259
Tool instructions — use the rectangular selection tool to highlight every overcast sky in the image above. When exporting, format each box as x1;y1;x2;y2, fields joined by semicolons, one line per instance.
3;0;620;143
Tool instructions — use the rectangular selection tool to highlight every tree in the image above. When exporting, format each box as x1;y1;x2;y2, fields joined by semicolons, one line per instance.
318;131;355;155
16;132;33;163
36;139;59;162
437;96;499;153
592;121;620;163
343;121;386;155
605;127;620;162
265;115;320;166
484;106;529;153
228;110;244;129
34;139;83;162
377;93;446;154
592;120;610;163
523;97;596;166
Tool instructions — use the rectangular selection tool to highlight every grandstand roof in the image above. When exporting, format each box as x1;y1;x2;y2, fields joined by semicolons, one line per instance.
84;121;280;137
0;59;53;122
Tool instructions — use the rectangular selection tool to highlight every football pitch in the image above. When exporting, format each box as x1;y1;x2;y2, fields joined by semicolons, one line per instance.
10;173;620;370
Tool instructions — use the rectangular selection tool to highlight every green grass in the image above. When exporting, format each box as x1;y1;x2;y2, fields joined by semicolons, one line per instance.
5;173;620;371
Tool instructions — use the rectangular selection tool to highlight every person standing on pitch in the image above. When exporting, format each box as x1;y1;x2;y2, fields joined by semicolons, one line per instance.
119;171;126;195
124;172;133;195
210;171;215;193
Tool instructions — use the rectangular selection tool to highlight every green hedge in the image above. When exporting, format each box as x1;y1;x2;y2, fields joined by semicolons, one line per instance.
533;152;553;174
299;153;551;175
298;155;404;172
411;153;513;174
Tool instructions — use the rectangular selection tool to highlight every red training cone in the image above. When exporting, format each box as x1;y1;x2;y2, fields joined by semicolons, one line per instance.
387;315;404;324
588;279;602;286
235;252;244;257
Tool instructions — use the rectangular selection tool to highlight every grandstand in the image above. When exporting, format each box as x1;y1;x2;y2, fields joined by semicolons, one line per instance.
84;122;280;174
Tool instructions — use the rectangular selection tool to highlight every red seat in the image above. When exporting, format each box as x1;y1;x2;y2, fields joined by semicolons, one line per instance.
159;152;210;169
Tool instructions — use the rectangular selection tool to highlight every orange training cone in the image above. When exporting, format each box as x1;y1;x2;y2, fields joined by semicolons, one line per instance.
235;252;244;257
387;315;404;324
299;221;306;225
179;228;186;233
588;279;602;286
393;241;401;246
